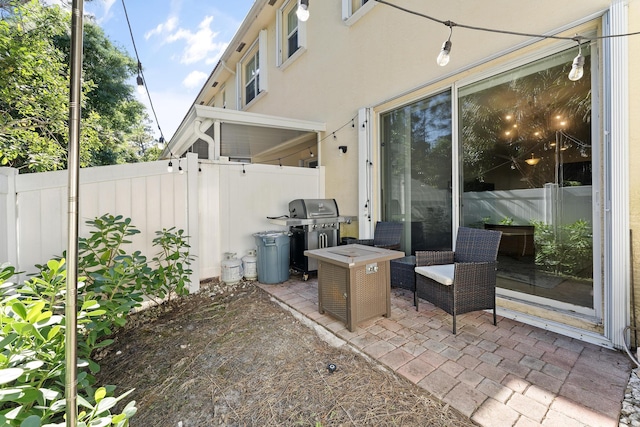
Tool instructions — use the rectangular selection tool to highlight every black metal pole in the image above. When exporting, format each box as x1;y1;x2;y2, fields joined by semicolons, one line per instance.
66;0;83;425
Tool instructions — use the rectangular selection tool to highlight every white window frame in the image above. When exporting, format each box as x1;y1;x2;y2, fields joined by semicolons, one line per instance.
237;30;268;108
220;84;226;109
342;0;376;26
276;0;307;68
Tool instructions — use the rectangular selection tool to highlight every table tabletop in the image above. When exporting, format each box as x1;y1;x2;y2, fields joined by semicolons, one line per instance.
305;244;405;268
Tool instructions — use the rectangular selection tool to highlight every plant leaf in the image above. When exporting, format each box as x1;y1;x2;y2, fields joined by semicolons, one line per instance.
0;332;18;349
94;387;107;402
20;414;41;427
94;396;118;413
11;301;28;320
0;367;24;385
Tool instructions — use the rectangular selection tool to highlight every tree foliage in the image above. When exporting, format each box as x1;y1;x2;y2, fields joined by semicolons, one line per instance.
0;0;158;173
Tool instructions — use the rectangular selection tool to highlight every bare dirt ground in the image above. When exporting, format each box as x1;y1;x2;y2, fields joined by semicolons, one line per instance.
95;279;475;426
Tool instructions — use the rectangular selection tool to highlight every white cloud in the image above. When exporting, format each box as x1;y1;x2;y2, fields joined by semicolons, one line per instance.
149;15;226;65
204;42;228;65
145;16;179;40
83;0;117;25
102;0;117;15
183;71;209;89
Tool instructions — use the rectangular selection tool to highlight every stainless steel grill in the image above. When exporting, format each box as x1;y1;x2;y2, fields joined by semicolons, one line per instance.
268;199;353;278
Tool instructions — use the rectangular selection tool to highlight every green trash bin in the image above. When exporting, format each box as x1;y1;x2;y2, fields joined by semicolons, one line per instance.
253;231;291;284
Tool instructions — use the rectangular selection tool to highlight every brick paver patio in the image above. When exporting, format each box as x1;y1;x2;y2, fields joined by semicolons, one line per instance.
258;276;633;427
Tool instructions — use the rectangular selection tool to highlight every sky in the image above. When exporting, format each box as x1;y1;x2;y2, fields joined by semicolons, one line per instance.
83;0;256;141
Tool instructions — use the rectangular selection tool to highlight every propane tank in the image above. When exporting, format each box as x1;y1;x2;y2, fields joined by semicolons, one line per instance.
221;252;242;285
242;249;258;280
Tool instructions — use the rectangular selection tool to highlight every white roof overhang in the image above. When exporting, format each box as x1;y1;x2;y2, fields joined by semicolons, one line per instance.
164;105;326;161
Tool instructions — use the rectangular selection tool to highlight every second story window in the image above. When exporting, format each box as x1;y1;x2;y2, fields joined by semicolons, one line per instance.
342;0;376;25
244;50;259;104
238;30;268;108
277;0;306;67
286;6;299;58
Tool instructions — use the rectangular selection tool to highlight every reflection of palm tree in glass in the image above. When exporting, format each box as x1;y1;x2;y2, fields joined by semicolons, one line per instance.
460;50;591;190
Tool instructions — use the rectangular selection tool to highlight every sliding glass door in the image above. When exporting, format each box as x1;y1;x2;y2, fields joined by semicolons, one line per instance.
458;45;594;309
380;44;597;312
381;90;453;254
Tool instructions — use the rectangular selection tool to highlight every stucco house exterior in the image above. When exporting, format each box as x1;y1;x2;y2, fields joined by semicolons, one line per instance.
164;0;639;349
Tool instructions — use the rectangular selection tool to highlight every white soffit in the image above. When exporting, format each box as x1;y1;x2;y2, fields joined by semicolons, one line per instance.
193;105;325;132
167;105;326;158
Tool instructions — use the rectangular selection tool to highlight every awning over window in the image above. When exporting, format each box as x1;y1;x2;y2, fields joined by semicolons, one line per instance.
164;105;326;162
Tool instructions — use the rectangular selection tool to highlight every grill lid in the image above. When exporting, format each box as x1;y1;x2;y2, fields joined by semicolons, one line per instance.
289;199;339;219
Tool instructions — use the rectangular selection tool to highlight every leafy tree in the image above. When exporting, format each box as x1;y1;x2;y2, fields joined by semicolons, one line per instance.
0;0;69;171
0;0;158;173
54;20;159;165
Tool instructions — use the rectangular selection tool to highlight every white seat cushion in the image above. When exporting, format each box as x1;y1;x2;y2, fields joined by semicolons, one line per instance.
415;264;454;286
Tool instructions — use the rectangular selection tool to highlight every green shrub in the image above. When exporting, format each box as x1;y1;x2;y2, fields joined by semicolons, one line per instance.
145;227;194;304
0;261;137;426
531;219;592;277
1;213;193;425
77;215;149;346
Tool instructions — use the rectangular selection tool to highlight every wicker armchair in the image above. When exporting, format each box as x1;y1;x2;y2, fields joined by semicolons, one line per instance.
414;227;502;334
357;221;403;250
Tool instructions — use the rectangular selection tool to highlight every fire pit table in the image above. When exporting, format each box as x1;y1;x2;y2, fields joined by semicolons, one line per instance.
304;244;404;331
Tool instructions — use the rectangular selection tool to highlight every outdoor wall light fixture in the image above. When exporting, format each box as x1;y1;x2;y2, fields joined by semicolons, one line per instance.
436;22;454;66
338;146;348;155
568;40;585;81
297;0;310;22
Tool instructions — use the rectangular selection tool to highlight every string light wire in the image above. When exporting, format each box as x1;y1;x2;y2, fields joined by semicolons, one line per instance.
121;0;167;147
375;0;640;42
319;114;358;143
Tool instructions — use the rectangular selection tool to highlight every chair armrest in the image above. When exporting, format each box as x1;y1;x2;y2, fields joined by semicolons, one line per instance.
416;250;454;266
375;243;401;250
355;239;374;246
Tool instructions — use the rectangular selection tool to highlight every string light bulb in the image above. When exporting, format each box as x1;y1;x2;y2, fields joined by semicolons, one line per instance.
568;41;585;81
437;40;452;66
167;160;173;173
309;149;314;158
436;23;454;66
296;0;309;22
178;159;184;174
136;61;145;94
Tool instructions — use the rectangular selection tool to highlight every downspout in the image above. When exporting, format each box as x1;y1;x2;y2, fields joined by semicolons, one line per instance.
194;119;216;160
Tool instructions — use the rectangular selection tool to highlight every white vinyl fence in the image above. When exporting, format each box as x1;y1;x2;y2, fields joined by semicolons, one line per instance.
462;185;593;226
0;153;324;291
